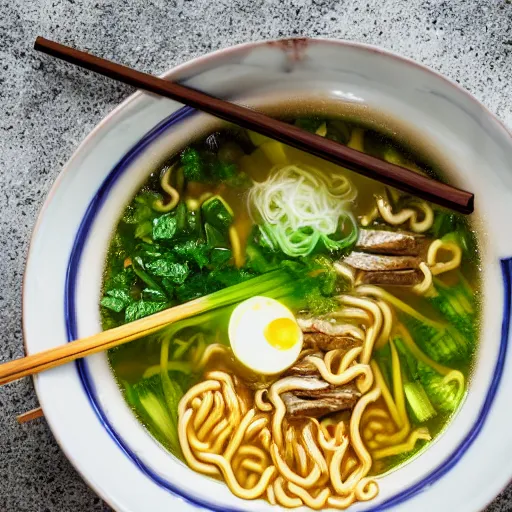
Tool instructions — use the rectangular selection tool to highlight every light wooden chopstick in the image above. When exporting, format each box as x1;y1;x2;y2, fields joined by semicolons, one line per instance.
0;296;207;386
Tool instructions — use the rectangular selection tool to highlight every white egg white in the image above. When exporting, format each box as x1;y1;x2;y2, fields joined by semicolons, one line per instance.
228;296;303;375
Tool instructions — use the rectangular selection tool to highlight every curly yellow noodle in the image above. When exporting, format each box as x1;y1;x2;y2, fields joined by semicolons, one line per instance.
302;423;329;484
196;343;230;369
274;477;303;508
200;451;276;500
293;442;309;477
241;459;266;474
373;427;431;459
369;361;402;428
245;473;258;489
288;482;331;509
327;492;356;509
413;262;434;295
361;205;379;227
306;356;373;392
329;437;350;494
268;376;327;446
178;380;221;417
179;409;219;476
193;390;214;431
228;225;245;268
271;442;322;488
210;422;233;454
238;445;268;465
337;295;382;364
375;299;393;349
187;425;211;452
266;484;276;505
197;392;224;440
259;427;271;452
376;196;434;233
153;164;180;212
244;415;269;440
355;477;379;501
254;389;272;412
224;409;255;461
427;239;462;275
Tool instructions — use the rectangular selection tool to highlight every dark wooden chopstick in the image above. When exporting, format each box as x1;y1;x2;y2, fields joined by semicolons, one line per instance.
34;36;474;214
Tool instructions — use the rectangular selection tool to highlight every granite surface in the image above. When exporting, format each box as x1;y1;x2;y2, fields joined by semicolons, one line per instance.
1;0;511;510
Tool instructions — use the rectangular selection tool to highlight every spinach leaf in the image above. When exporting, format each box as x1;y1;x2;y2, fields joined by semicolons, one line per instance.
205;223;228;248
173;240;210;269
153;213;177;241
210;248;232;267
181;147;206;182
135;220;153;239
141;288;168;303
125;300;168;322
209;267;254;287
147;259;190;285
175;273;219;302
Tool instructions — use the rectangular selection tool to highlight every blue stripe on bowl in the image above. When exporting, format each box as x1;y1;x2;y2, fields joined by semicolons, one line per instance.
65;106;511;511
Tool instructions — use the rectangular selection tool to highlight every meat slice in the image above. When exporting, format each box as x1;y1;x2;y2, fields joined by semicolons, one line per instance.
356;269;423;286
296;317;364;352
356;229;427;256
343;252;421;272
303;332;361;352
286;355;321;377
282;381;361;418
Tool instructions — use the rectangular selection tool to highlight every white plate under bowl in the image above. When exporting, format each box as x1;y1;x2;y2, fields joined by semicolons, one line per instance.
23;38;512;512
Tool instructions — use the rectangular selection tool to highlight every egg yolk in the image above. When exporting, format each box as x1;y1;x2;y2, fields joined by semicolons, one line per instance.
264;317;300;350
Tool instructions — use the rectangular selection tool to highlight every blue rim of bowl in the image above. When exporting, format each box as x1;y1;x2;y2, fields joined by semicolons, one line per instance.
65;106;511;511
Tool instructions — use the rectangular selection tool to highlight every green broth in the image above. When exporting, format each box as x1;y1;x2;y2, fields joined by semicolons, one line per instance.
102;116;480;476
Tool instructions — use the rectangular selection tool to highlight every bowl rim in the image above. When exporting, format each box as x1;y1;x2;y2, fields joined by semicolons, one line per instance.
23;36;512;511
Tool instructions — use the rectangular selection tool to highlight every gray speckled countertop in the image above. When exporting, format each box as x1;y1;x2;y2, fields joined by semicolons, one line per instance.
1;1;511;511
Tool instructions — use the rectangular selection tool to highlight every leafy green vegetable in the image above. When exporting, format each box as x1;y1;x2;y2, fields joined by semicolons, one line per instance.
175;273;219;303
147;259;190;284
124;374;182;455
210;248;232;267
181;147;206;182
404;382;437;423
100;295;129;313
141;288;169;303
427;276;476;342
400;313;469;363
122;191;160;225
125;300;168;322
173;240;210;269
394;338;437;423
205;223;228;248
186;210;203;237
153;213;177;241
180;146;248;187
209;267;254;287
201;196;234;232
135;220;153;240
132;257;167;296
175;201;188;234
394;336;463;416
211;161;237;181
416;361;462;414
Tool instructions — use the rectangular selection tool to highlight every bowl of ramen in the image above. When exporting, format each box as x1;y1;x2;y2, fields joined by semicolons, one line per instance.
23;38;512;511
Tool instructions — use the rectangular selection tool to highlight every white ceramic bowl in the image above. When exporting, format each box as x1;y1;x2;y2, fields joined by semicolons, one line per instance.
24;38;512;512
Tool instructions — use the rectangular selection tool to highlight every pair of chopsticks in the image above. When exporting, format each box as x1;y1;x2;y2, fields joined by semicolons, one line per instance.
0;37;474;392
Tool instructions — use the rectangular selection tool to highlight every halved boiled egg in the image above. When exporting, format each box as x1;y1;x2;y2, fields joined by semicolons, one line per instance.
228;296;303;375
